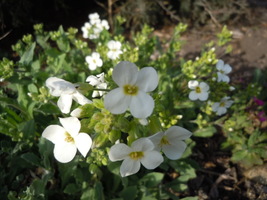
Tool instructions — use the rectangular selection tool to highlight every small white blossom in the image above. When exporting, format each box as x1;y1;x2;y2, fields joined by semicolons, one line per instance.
216;60;232;83
86;73;107;97
85;52;103;71
188;80;210;101
46;77;92;113
148;126;192;160
212;96;234;116
108;138;163;177
88;13;101;25
42;117;92;163
100;19;110;30
107;40;123;60
229;86;235;91
104;61;158;118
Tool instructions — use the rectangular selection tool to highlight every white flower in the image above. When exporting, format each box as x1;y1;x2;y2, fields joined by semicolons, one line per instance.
148;126;192;160
108;138;163;177
107;40;123;60
81;22;100;39
46;77;92;113
104;61;158;118
188;80;210;101
212;96;234;116
86;73;107;97
42;117;92;163
81;22;92;39
100;19;110;30
229;86;235;91
216;60;232;83
89;13;101;25
85;52;103;71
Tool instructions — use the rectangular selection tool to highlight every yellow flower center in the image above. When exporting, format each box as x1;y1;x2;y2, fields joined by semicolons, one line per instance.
123;84;139;95
219;102;225;107
195;86;201;93
129;151;144;160
160;135;170;146
65;132;74;143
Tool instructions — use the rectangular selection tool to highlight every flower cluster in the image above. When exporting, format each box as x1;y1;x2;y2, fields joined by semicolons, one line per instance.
41;13;192;177
81;13;109;39
188;59;234;116
108;126;192;177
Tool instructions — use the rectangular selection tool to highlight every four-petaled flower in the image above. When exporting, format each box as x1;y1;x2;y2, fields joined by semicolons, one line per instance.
188;80;210;101
46;77;92;113
108;138;163;177
212;96;234;116
42;117;92;163
86;72;107;97
148;126;192;160
107;40;123;60
216;59;232;83
86;52;103;71
104;61;158;119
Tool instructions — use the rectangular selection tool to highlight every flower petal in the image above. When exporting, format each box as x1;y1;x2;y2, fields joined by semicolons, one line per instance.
58;94;73;113
141;151;163;169
112;61;138;86
120;157;141;177
72;91;92;105
129;91;154;118
199;82;210;91
86;75;99;86
189;91;198;101
53;142;77;163
136;67;158;92
59;117;80;137
104;88;131;114
216;107;227;116
148;132;164;151
224;64;232;74
42;125;66;144
198;92;209;101
75;133;92;157
188;80;199;89
216;60;224;70
166;126;192;141
162;140;186;160
108;143;132;161
212;102;220;111
131;138;155;152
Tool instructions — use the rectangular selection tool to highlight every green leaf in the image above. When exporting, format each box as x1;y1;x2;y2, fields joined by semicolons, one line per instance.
138;172;164;187
119;186;138;200
18;119;35;139
194;126;216;137
64;183;80;195
231;150;248;162
19;42;36;65
21;152;42;167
